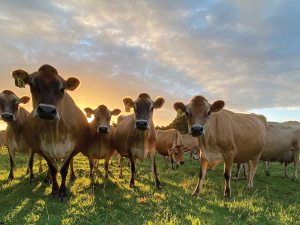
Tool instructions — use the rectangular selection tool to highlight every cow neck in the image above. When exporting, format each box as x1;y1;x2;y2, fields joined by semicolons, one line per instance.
6;108;26;144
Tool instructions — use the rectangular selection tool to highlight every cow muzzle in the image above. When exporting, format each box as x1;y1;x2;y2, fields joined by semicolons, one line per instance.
34;104;60;121
190;125;204;137
180;160;185;165
135;120;150;130
1;112;16;123
97;126;109;134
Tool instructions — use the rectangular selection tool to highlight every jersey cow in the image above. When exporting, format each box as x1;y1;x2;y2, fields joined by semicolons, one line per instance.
113;93;165;189
181;134;200;162
83;104;121;179
174;95;267;199
0;130;5;153
156;129;188;169
11;64;90;201
0;90;43;181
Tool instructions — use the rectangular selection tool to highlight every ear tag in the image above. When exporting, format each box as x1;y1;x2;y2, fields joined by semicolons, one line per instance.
177;108;184;117
17;78;25;88
86;112;92;118
125;103;131;112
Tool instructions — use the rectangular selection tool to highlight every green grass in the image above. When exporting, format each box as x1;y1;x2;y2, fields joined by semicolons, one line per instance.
0;147;300;225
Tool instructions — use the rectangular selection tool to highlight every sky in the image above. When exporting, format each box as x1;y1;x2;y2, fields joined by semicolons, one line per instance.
0;0;300;130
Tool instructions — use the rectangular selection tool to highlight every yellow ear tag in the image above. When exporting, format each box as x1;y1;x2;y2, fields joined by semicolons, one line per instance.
177;108;184;117
17;78;25;88
125;103;131;112
86;112;92;118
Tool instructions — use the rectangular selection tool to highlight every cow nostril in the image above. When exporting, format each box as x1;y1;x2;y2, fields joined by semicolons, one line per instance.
180;161;185;165
51;109;57;115
38;106;44;114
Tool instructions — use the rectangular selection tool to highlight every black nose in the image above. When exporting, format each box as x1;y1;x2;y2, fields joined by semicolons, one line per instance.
190;125;204;137
135;120;149;130
1;113;15;122
98;126;109;134
36;104;58;120
180;161;185;165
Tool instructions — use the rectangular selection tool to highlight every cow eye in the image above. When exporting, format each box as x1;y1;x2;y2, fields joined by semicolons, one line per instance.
29;83;34;88
60;88;65;93
175;152;178;155
207;110;211;116
185;111;190;117
150;107;154;112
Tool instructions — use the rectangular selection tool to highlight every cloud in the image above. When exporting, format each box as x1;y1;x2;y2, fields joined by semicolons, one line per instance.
0;0;299;126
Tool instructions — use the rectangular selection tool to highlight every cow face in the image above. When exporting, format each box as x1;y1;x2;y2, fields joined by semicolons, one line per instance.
0;90;30;123
174;96;224;137
168;145;188;165
84;105;121;134
11;64;80;121
123;93;164;131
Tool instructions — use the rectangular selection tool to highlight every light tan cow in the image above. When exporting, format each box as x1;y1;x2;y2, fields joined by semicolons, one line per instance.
261;121;300;180
83;105;121;178
0;90;43;181
0;130;5;153
156;129;188;169
181;134;200;162
174;95;267;198
113;93;165;189
11;64;90;201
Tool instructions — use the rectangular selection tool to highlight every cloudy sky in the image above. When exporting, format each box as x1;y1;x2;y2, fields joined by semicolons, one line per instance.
0;0;300;130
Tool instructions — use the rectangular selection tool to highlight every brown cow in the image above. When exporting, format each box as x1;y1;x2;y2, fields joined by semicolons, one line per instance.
0;90;43;181
11;64;90;201
113;93;165;189
174;95;267;198
83;105;121;178
0;130;5;153
156;129;188;169
181;134;200;162
261;121;300;179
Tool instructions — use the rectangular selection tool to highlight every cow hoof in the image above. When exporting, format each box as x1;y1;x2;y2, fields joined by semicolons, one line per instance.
247;186;253;190
58;194;68;202
191;192;199;197
44;178;51;184
232;177;239;181
26;169;30;175
105;175;108;179
50;192;58;198
129;183;135;188
157;184;163;190
70;175;77;180
224;196;234;201
119;175;123;179
242;177;247;180
39;168;43;173
292;177;297;181
30;178;35;183
265;171;270;177
282;176;287;179
8;176;14;181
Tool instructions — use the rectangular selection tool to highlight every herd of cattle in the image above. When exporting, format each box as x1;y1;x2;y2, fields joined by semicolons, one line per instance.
0;64;299;201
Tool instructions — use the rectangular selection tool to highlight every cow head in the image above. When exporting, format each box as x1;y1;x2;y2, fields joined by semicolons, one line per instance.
123;93;164;131
84;105;121;134
11;64;80;121
0;90;30;123
174;96;224;137
168;145;189;165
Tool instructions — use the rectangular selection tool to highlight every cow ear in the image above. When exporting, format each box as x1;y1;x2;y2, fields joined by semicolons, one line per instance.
182;146;190;152
123;97;134;112
174;102;187;113
19;96;30;105
154;97;165;109
84;107;94;118
210;100;225;112
11;69;30;88
111;109;121;116
66;77;81;91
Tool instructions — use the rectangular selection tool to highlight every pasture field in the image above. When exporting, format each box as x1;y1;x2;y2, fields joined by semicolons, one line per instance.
0;147;300;225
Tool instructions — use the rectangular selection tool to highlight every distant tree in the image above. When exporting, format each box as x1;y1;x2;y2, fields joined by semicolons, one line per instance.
156;115;188;134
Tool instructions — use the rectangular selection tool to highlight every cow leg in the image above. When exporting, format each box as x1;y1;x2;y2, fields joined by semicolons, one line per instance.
243;163;248;180
8;147;16;180
110;156;114;166
88;153;94;179
247;156;260;190
190;150;192;162
26;153;30;175
233;163;242;181
292;148;299;181
224;157;234;199
192;156;208;197
170;156;174;170
118;154;122;168
264;161;270;176
27;150;35;182
38;155;43;173
129;154;136;188
58;153;74;201
134;158;138;176
69;158;76;180
127;159;131;167
104;155;110;179
163;156;168;168
119;157;124;179
44;156;59;197
150;150;162;189
44;168;52;183
282;162;288;179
